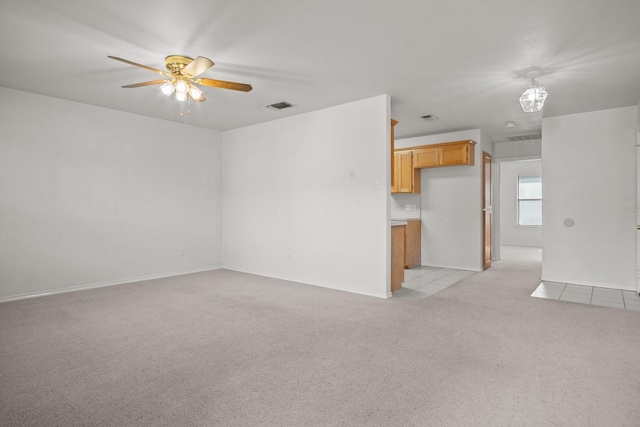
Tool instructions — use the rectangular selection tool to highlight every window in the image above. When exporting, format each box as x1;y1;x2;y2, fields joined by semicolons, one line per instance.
518;174;542;226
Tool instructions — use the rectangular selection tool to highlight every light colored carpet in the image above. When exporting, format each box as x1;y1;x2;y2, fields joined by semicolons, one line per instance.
1;257;639;426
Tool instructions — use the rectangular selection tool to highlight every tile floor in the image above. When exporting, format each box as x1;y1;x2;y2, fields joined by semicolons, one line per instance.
531;281;640;311
392;266;475;299
393;247;640;311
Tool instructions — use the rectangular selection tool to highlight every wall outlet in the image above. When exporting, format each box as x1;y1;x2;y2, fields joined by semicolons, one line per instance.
411;204;417;210
444;220;449;228
372;180;381;190
405;204;411;211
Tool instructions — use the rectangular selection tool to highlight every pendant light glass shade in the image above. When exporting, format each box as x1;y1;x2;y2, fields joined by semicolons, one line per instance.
519;84;547;112
519;71;548;113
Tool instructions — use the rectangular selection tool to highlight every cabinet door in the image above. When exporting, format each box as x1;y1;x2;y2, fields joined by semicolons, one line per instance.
404;220;421;269
413;146;440;168
441;142;470;166
391;225;405;291
396;151;414;193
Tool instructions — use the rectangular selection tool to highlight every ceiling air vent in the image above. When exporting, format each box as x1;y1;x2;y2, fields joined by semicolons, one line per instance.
267;101;294;110
506;132;542;142
421;114;439;121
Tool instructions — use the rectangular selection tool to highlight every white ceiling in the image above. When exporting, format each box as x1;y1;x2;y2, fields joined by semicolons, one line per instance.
1;0;639;141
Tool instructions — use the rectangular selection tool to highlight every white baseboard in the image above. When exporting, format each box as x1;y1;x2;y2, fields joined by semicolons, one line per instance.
224;266;391;299
0;266;223;303
2;265;391;303
421;263;482;272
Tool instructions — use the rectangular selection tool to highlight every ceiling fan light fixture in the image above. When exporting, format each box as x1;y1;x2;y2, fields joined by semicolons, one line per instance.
108;54;252;116
175;79;189;94
189;85;203;100
160;82;175;96
519;71;548;113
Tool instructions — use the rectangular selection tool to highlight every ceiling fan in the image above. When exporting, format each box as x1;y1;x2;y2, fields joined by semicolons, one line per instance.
108;55;252;104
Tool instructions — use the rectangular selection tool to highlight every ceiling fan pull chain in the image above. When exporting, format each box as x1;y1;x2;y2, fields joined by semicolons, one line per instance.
187;96;191;115
179;102;184;117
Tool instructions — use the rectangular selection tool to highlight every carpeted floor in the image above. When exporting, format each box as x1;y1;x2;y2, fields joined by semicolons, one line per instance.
1;257;639;426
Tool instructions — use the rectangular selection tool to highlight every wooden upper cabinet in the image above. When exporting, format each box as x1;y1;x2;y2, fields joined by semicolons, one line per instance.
391;153;398;193
413;146;439;168
413;140;476;168
394;150;420;193
390;119;398;192
441;141;473;166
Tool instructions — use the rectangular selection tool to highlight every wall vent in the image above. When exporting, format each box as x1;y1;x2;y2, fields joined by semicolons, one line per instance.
267;101;294;110
421;114;439;121
506;132;542;141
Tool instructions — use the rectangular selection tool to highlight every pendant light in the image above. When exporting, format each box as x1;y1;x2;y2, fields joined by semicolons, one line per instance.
519;71;548;113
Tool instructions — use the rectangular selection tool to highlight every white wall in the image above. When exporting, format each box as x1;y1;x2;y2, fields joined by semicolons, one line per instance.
396;129;484;271
493;139;541;160
542;106;637;290
0;88;223;301
390;193;421;220
222;95;390;298
498;159;542;247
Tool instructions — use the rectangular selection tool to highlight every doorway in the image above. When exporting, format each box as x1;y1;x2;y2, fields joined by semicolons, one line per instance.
496;158;542;264
483;152;492;269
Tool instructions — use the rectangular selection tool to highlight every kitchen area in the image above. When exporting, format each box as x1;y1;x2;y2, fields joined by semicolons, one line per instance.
390;120;488;293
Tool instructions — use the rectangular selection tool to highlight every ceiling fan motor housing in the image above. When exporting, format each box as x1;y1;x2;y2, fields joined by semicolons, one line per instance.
165;55;194;77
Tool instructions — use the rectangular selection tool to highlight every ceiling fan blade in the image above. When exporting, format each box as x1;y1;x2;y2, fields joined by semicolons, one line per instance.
195;78;253;92
183;56;215;78
121;79;169;88
108;56;169;76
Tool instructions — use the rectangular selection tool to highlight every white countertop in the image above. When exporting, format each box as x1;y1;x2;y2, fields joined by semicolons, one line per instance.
391;220;407;227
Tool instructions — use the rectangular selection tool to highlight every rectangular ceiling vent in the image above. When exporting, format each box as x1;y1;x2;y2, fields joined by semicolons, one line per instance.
506;132;542;142
267;101;294;110
421;114;439;121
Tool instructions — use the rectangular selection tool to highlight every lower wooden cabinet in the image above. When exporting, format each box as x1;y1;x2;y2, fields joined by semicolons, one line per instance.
391;224;406;292
403;220;421;269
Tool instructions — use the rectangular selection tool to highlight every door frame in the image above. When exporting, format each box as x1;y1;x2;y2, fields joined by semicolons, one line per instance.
636;134;640;294
482;151;492;269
